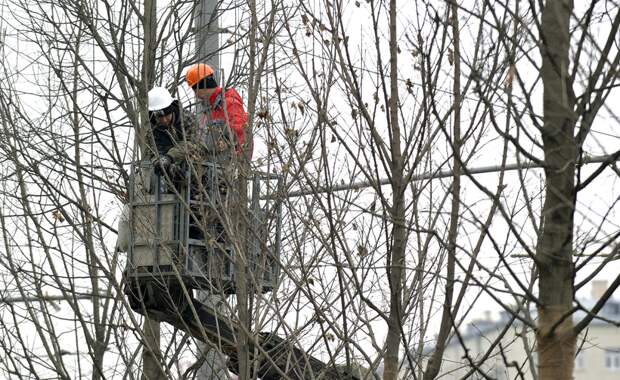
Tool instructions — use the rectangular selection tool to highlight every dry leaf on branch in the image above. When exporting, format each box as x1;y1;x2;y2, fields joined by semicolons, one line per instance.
52;210;65;223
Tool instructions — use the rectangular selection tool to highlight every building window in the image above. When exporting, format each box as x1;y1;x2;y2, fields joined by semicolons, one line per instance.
605;349;620;370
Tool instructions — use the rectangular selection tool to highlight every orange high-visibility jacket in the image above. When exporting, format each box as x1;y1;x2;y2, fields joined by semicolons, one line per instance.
200;87;250;156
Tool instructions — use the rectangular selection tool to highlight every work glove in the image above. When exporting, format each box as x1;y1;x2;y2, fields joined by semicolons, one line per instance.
168;162;185;181
152;154;172;176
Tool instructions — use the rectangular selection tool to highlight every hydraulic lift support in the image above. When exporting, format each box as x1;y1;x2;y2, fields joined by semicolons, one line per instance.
130;290;358;379
125;161;360;379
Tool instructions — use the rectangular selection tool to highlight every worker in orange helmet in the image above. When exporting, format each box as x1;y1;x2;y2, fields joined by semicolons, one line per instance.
185;63;251;162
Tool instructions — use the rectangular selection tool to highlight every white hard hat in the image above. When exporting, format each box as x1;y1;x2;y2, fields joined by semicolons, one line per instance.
148;87;174;111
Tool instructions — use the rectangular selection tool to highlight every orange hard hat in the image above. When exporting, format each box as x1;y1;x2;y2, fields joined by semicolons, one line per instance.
185;63;215;88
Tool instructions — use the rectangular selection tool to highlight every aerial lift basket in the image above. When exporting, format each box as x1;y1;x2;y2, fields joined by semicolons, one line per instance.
124;159;282;309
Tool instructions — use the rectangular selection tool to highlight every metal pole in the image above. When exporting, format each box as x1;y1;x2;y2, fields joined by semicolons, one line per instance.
0;293;104;305
195;1;232;379
285;153;620;198
195;0;220;73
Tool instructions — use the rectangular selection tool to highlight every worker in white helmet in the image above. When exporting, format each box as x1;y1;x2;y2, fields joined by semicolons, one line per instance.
147;86;195;176
117;87;192;252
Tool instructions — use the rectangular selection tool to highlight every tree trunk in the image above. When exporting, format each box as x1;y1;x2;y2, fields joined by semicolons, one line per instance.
421;4;461;379
140;0;164;379
382;0;406;378
537;0;577;379
141;317;164;380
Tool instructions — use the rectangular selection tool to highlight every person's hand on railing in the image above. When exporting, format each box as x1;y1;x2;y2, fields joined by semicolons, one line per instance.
152;154;172;176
